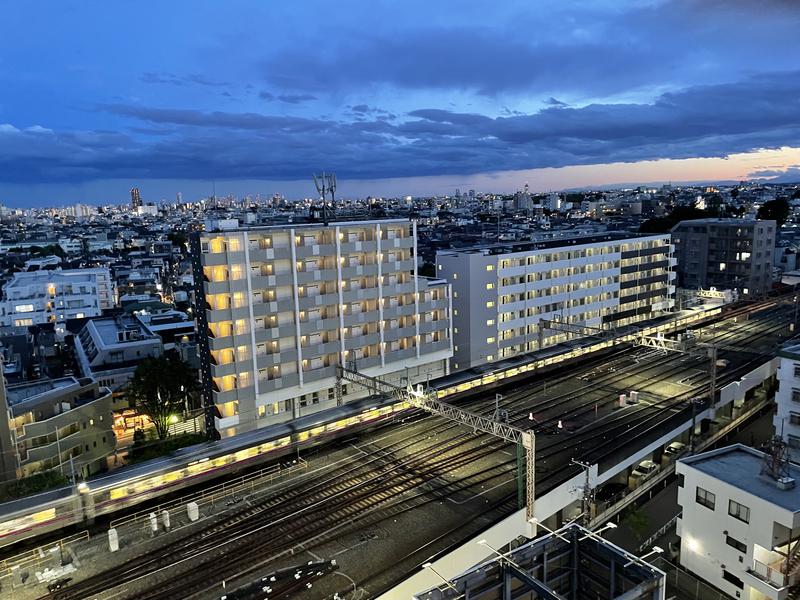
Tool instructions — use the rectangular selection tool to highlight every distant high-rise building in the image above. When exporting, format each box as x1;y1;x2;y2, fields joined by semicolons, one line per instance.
130;187;142;209
671;218;775;297
176;192;183;204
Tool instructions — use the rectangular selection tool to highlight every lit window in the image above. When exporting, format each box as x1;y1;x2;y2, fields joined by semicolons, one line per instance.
453;273;458;280
486;301;495;308
453;309;458;316
487;355;494;361
486;283;494;290
486;265;494;271
486;337;496;344
14;304;34;313
719;262;726;271
486;319;495;326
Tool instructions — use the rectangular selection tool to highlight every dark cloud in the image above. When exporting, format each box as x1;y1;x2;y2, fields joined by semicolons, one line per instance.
259;91;317;104
3;71;800;184
140;72;229;87
748;166;800;182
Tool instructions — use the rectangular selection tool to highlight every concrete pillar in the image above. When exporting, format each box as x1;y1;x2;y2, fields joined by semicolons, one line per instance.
161;510;170;531
148;512;158;536
108;528;119;552
187;502;199;522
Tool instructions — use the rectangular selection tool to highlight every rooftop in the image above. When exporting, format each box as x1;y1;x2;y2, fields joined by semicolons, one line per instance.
681;444;800;512
6;377;79;406
88;315;158;347
200;217;408;235
437;231;665;257
4;268;107;288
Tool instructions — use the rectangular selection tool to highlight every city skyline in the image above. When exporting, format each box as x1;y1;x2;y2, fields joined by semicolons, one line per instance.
2;1;800;206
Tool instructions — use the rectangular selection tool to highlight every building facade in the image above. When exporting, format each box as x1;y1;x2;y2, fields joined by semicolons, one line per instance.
73;315;163;403
0;373;115;481
774;341;800;450
436;233;675;371
191;219;452;437
0;268;115;332
671;218;776;297
677;444;800;600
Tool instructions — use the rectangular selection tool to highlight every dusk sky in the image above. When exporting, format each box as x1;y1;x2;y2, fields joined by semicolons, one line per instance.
2;0;800;207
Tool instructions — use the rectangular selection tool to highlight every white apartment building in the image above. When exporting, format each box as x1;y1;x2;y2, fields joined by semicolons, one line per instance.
677;444;800;600
774;342;800;450
0;268;115;332
436;233;676;371
191;219;452;437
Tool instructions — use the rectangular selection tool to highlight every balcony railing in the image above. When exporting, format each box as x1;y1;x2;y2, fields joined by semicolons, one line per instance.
748;559;787;589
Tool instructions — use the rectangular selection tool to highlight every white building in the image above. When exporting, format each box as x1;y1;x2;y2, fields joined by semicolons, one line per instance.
192;219;453;437
0;268;115;332
774;342;800;450
73;314;163;398
436;232;676;371
677;444;800;600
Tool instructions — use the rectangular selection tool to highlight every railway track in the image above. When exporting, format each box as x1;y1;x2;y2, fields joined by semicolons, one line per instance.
41;297;796;600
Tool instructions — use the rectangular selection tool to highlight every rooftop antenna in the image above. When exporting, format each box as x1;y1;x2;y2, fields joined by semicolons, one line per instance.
312;172;337;225
761;432;793;485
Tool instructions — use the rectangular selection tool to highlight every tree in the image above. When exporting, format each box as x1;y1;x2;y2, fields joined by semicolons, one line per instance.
757;197;790;226
639;205;711;234
127;356;198;439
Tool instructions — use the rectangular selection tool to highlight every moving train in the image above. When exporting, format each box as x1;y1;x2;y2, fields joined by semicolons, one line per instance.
0;305;722;551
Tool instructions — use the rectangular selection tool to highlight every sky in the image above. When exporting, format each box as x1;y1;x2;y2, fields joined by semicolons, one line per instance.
1;0;800;207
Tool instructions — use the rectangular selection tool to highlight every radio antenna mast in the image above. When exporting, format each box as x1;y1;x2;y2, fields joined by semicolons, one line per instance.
312;172;337;225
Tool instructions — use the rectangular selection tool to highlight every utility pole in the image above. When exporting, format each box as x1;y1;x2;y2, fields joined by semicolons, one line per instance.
572;459;593;525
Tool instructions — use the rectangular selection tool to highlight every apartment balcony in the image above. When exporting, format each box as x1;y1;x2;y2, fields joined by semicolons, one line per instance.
248;246;292;261
201;252;239;267
354;355;381;370
259;373;300;393
386;347;417;361
211;362;237;378
206;307;232;323
383;325;417;342
348;332;380;348
203;280;231;295
302;366;336;384
418;319;447;334
297;268;339;285
256;349;298;367
743;561;789;600
250;273;294;289
263;323;297;339
295;243;337;259
343;310;380;327
209;335;234;351
423;298;449;311
341;286;379;303
298;292;339;310
301;340;340;358
340;240;378;254
388;259;415;273
384;236;413;250
421;339;451;356
299;317;340;335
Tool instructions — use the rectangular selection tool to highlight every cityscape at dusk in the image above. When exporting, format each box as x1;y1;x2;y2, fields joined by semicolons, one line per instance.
0;2;800;600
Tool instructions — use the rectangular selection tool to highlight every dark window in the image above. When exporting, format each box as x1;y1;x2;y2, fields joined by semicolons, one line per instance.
722;570;744;590
677;474;685;488
729;499;750;523
696;486;716;510
726;535;746;553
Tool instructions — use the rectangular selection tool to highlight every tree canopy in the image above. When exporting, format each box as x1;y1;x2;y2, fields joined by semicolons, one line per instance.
757;197;790;227
127;355;199;439
639;206;711;234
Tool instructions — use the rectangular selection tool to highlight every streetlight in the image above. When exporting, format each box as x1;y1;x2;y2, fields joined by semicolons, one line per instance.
422;562;458;592
477;539;520;568
578;522;617;541
528;518;572;543
624;546;663;567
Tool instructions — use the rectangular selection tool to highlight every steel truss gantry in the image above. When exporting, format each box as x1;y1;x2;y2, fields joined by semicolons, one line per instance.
336;366;537;524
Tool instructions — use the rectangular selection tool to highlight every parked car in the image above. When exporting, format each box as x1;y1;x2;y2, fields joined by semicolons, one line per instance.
632;459;659;480
664;441;687;457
